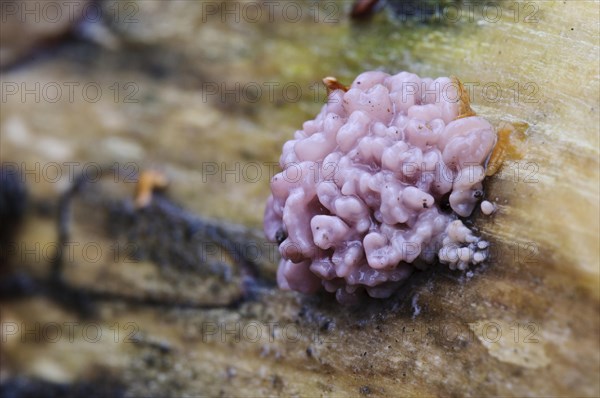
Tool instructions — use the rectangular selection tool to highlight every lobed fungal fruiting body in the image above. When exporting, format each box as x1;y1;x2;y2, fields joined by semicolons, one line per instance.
264;71;497;303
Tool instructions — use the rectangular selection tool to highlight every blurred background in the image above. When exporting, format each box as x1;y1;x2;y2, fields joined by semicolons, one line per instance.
1;0;599;396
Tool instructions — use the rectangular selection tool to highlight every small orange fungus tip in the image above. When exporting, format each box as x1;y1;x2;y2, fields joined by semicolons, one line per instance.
134;170;169;208
323;76;349;94
486;121;528;177
350;0;379;19
451;76;477;119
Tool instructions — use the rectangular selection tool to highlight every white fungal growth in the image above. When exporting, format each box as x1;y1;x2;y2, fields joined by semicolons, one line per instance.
481;200;496;215
438;220;490;271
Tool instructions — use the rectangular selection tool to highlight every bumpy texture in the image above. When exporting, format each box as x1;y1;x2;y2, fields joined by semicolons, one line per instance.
264;71;497;303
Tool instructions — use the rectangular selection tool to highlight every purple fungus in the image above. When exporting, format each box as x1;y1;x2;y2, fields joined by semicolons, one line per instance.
264;71;497;303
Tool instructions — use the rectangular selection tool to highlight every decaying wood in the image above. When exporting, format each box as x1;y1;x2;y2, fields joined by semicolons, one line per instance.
1;1;598;396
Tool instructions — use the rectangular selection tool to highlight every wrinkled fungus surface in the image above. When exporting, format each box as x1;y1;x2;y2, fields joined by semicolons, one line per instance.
264;71;497;303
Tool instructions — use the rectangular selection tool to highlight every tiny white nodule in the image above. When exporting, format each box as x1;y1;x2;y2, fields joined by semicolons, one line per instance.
480;200;496;215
